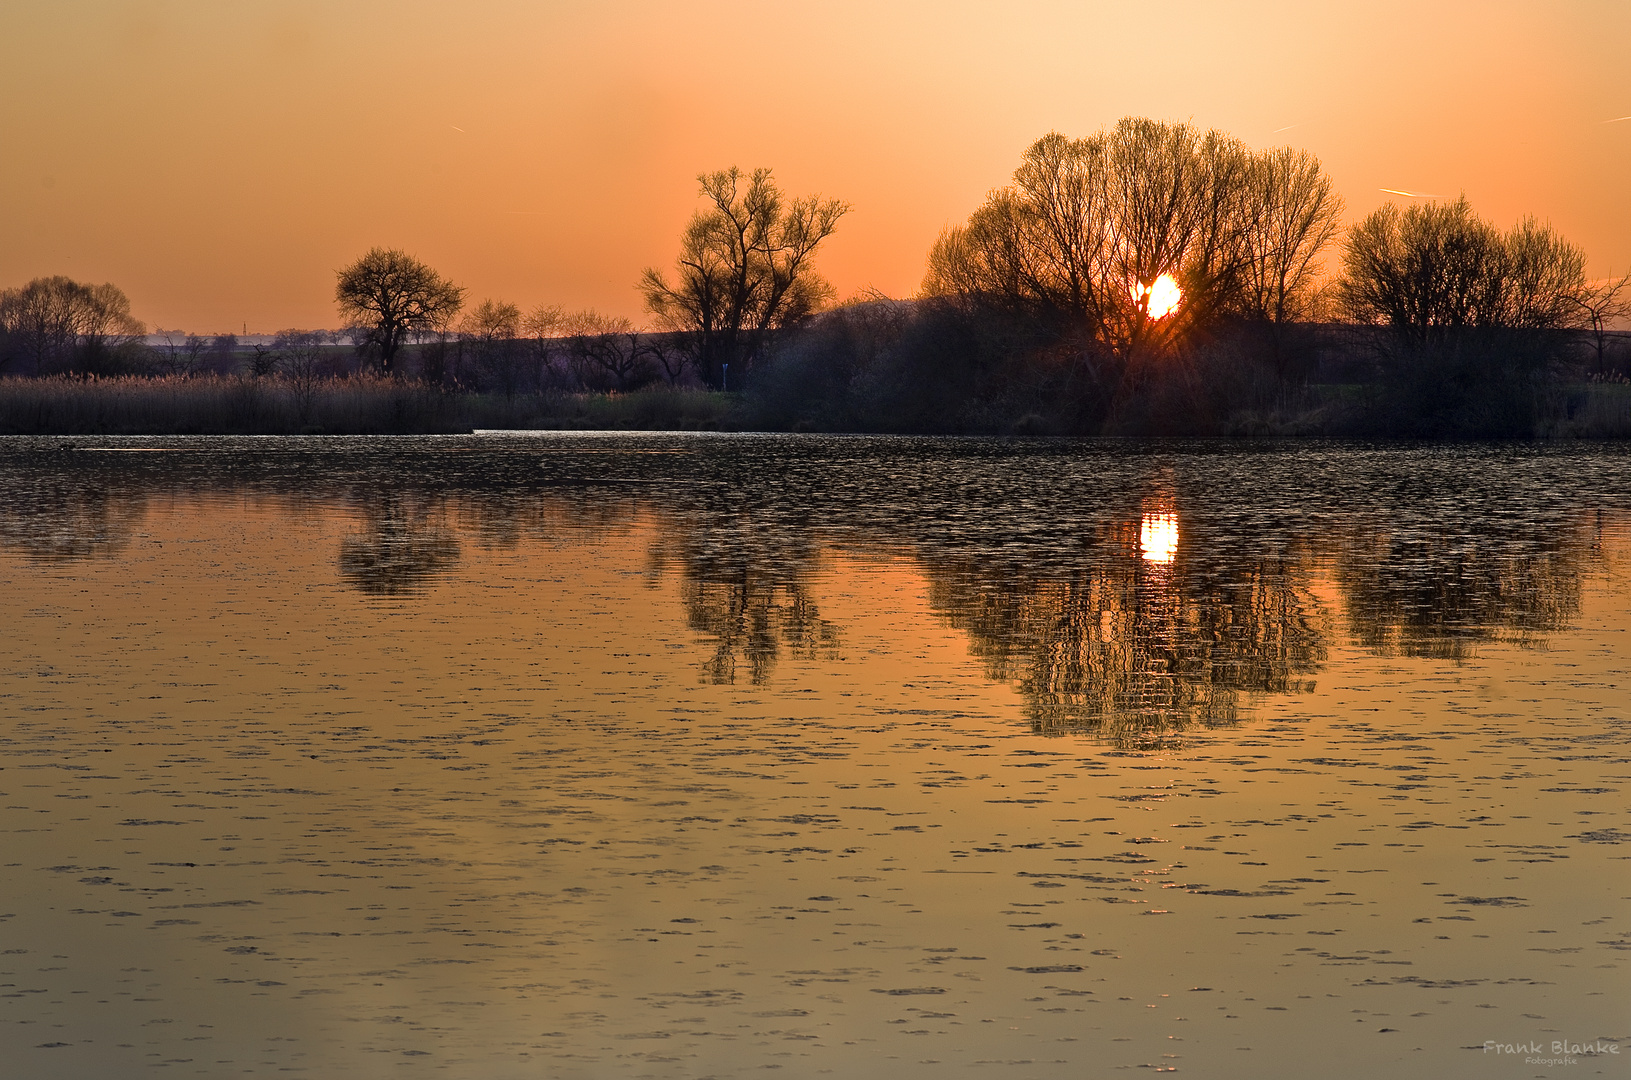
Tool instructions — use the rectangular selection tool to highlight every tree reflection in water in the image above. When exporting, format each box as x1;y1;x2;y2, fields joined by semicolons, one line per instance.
338;495;460;596
638;499;1592;746
650;515;840;685
0;437;1614;745
1333;524;1583;659
0;479;146;562
923;518;1327;747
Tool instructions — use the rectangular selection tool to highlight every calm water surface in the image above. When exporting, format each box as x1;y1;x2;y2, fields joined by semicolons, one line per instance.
1;434;1628;1078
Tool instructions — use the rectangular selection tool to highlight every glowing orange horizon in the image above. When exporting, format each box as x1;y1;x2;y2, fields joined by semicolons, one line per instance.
0;3;1623;333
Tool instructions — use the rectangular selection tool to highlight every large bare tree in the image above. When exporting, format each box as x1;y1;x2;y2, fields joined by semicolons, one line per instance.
0;276;144;374
335;248;464;375
641;168;848;388
1569;272;1631;376
923;119;1343;365
1336;197;1586;341
1336;195;1590;434
1235;147;1344;325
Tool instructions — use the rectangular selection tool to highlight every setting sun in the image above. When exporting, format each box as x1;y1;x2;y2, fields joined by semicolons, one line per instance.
1132;274;1183;319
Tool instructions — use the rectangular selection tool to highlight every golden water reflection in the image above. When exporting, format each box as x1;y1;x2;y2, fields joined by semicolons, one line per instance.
0;438;1606;746
0;488;1591;745
0;478;146;561
1138;510;1178;563
922;527;1324;745
1;437;1627;1079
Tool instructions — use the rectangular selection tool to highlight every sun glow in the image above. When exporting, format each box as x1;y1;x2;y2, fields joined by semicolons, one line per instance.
1140;512;1178;564
1132;274;1182;319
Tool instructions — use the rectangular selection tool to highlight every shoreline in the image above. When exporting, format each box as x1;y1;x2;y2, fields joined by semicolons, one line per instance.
3;373;1630;439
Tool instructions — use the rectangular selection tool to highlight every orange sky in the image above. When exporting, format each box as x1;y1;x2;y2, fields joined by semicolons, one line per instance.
2;0;1628;333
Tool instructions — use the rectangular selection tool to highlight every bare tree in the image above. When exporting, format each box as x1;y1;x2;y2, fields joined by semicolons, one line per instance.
521;304;564;340
460;299;524;397
0;276;143;374
521;304;567;388
334;249;464;375
247;341;279;378
1;280;81;373
1569;272;1631;376
152;330;188;375
922;119;1342;370
1501;217;1589;329
1336;195;1590;433
1336;197;1585;342
646;334;690;385
152;331;212;377
274;329;334;424
78;283;147;367
1235;147;1345;325
462;299;521;342
641;168;848;387
563;310;658;392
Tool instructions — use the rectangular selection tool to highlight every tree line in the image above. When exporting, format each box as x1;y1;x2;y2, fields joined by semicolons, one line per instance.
323;167;848;394
4;116;1628;436
0;276;147;375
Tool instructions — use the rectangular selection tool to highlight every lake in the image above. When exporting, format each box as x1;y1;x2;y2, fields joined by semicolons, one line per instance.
2;434;1628;1078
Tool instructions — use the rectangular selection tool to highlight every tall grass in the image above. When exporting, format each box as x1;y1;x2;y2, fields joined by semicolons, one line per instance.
4;371;1626;438
1540;381;1631;438
0;375;744;435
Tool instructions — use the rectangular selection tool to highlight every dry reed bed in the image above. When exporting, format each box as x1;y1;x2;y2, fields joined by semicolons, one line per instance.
0;375;740;435
3;373;1628;437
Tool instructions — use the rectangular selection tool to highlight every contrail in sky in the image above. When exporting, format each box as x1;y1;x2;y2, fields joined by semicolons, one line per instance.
1603;115;1631;124
1379;187;1439;198
1271;123;1302;133
451;125;466;133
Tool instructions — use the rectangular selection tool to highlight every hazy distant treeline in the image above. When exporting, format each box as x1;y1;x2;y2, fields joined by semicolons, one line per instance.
0;287;695;397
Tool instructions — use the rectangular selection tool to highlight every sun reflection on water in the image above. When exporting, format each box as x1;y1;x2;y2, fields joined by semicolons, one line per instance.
1139;511;1178;563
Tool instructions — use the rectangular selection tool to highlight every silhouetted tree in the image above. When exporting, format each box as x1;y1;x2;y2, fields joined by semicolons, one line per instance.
1235;147;1344;325
335;248;464;375
274;330;334;424
152;330;211;376
1336;197;1585;339
562;310;658;392
1568;272;1631;376
922;119;1343;373
1336;196;1587;433
460;299;524;397
247;341;279;378
0;276;144;374
646;334;690;385
641;167;848;388
521;304;567;387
